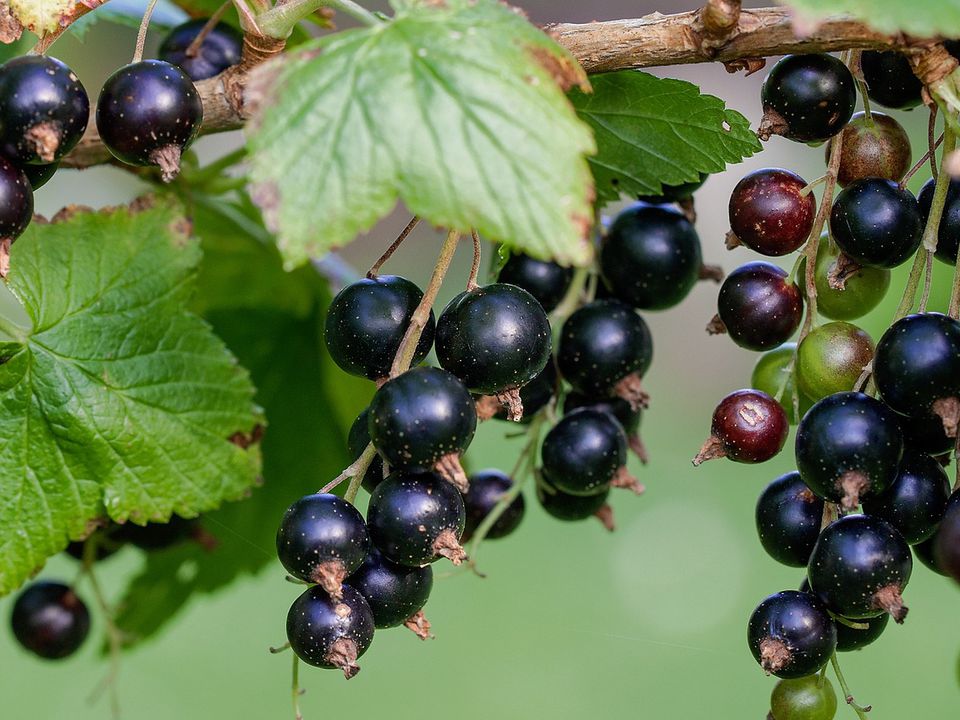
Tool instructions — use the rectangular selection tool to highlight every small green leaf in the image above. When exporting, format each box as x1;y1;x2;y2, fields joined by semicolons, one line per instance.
247;0;596;267
571;71;761;205
0;199;262;596
779;0;960;38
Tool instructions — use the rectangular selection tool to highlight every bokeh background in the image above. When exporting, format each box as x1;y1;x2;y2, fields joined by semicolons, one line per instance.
1;1;958;718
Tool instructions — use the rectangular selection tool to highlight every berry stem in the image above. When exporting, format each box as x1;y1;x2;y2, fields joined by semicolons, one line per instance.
185;2;232;59
320;442;377;497
82;541;123;719
850;51;873;124
928;107;940;183
292;654;303;720
799;174;827;196
899;131;943;189
467;229;482;291
133;0;161;64
830;652;871;719
547;266;589;326
367;216;420;279
259;0;383;37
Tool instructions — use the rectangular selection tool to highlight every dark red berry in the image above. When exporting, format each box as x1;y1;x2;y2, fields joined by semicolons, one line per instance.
0;155;33;239
918;176;960;265
157;18;243;81
830;179;922;268
862;450;951;544
11;581;91;659
728;169;815;256
347;549;433;630
715;262;803;351
747;590;837;678
834;112;912;188
460;469;525;542
496;253;573;313
694;389;788;465
286;584;374;678
860;51;923;110
755;471;824;568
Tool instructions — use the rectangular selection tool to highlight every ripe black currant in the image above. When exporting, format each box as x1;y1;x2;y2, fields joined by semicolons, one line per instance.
435;283;551;420
918;176;960;264
368;367;477;489
11;581;91;659
23;161;57;190
490;356;557;423
64;528;122;562
497;253;573;313
537;476;614;530
347;408;385;493
873;313;960;425
115;515;197;550
0;56;88;164
747;590;837;678
859;51;923;109
728;169;815;256
600;202;702;310
751;344;812;425
835;112;912;188
797;238;890;321
157;18;244;81
96;60;203;181
795;392;903;510
770;675;838;720
830;179;922;268
286;584;374;678
915;490;960;576
564;391;646;461
900;409;956;456
808;514;912;622
347;549;433;633
755;471;824;568
636;173;708;204
795;321;874;402
714;262;803;352
557;299;653;409
0;156;33;240
460;469;525;542
759;54;856;143
276;493;370;597
862;450;950;544
934;501;960;584
694;389;789;465
325;275;435;381
835;612;889;653
366;470;467;566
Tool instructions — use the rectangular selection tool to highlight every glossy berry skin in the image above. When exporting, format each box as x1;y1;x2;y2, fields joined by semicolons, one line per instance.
747;590;837;679
873;313;960;418
798;238;890;321
934;501;960;583
760;54;856;143
0;56;89;164
497;253;573;312
860;51;923;109
494;357;557;423
541;409;627;496
756;471;824;568
346;549;433;628
700;389;788;464
115;516;196;550
435;283;551;395
728;169;815;256
795;392;903;509
325;275;435;380
835;613;889;653
915;490;960;576
795;322;874;402
537;476;611;523
770;675;838;720
23;161;57;190
835;112;911;188
11;581;91;659
157;19;243;81
557;300;652;396
808;514;912;621
348;409;385;493
368;367;476;473
751;344;812;425
367;471;466;566
900;410;955;456
862;450;950;544
564;392;640;436
461;469;525;542
0;156;33;239
918;177;960;264
636;173;708;203
276;494;370;587
97;60;203;171
830;179;922;268
717;262;803;351
286;584;374;676
600;203;702;309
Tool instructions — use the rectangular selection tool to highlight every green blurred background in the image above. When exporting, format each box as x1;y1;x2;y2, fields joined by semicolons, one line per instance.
1;1;958;718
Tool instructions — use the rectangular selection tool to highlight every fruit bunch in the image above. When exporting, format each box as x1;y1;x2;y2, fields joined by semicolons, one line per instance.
696;51;960;719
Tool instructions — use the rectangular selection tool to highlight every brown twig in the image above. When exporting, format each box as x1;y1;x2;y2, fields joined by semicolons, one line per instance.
467;229;482;291
367;216;420;278
901;130;943;188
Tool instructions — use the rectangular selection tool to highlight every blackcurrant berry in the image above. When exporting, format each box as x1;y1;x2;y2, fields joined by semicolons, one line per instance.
934;501;960;584
541;408;640;496
899;409;955;456
276;493;370;597
808;514;912;622
751;344;813;425
0;56;88;164
64;528;122;563
157;18;243;81
694;389;789;465
96;60;203;181
747;590;837;678
862;450;950;544
347;408;385;493
913;490;960;576
759;54;856;143
859;51;923;110
23;160;57;190
496;253;573;313
600;202;702;309
918;176;960;265
0;155;32;240
368;367;477;489
557;299;653;408
714;262;803;352
564;391;646;461
490;356;557;423
435;283;551;420
347;549;433;632
636;173;708;204
796;321;874;402
770;675;838;720
873;313;960;425
728;169;815;256
325;275;435;381
755;471;825;568
286;584;374;678
366;470;466;566
115;515;198;550
834;613;889;653
536;476;614;530
795;392;903;510
460;469;525;542
830;179;922;268
797;238;890;321
834;112;912;188
11;581;91;659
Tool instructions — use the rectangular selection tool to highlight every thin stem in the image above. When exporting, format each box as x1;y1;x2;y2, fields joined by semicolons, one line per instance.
800;174;827;196
892;250;928;320
919;250;935;312
83;544;123;719
258;0;383;37
830;653;871;719
270;641;292;652
319;443;377;496
547;266;589;326
185;2;232;58
133;0;161;63
367;216;420;278
467;230;482;291
189;147;248;185
929;106;940;183
292;654;303;720
851;52;872;123
900;132;943;189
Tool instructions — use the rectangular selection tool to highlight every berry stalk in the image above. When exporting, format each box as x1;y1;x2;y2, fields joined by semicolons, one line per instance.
829;652;870;720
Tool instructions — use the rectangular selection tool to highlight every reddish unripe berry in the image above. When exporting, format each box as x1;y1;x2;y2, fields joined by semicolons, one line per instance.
728;168;815;257
694;389;789;465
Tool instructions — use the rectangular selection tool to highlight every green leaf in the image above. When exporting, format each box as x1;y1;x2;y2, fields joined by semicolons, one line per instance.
570;71;761;205
0;199;262;596
778;0;960;38
247;0;596;267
